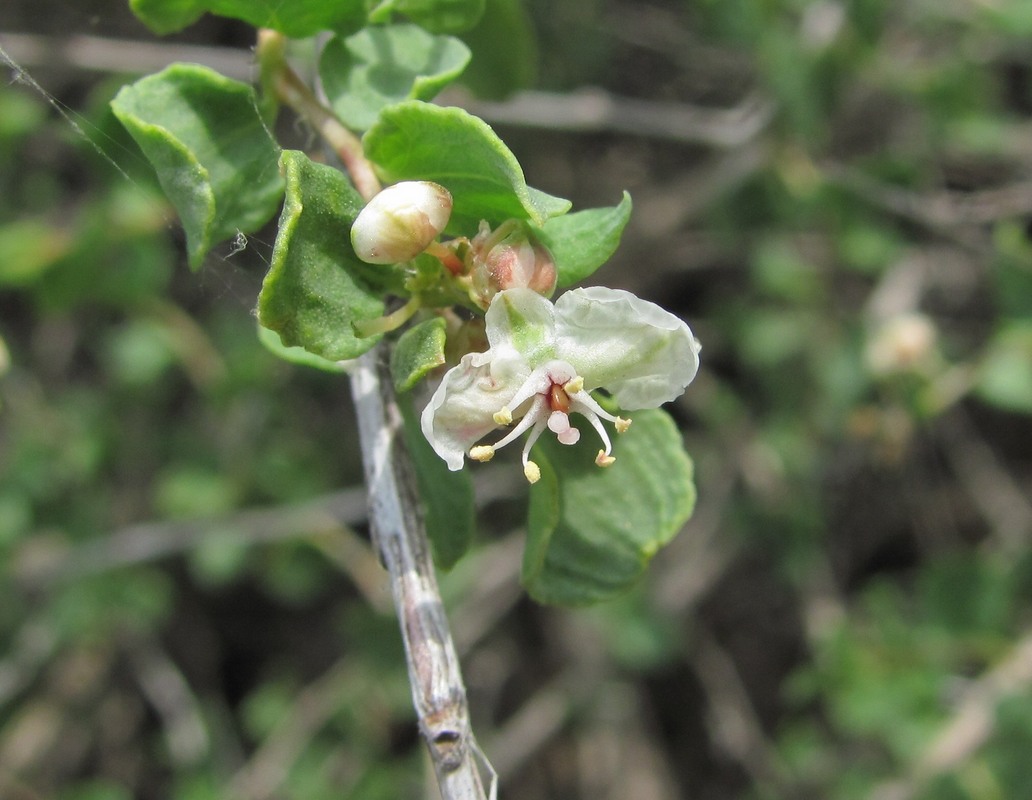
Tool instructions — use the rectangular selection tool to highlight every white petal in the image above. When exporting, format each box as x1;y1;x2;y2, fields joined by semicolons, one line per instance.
484;288;558;366
420;352;528;470
553;286;701;410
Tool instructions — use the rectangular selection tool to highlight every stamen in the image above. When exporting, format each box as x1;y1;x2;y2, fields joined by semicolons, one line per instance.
524;461;541;484
572;402;615;456
595;451;616;467
615;416;632;434
493;408;513;425
470;445;495;462
549;383;571;413
492;395;548;451
519;414;550;468
503;371;552;419
564;375;584;394
568;389;622;424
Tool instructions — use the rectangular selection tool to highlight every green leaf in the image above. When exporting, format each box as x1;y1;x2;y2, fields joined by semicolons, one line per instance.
256;325;350;373
399;395;476;569
320;24;471;132
127;0;205;33
459;0;537;98
391;316;448;391
363;101;571;233
0;219;71;286
523;408;696;606
110;64;283;270
975;322;1032;414
129;0;367;37
370;0;486;33
540;191;633;288
257;150;386;361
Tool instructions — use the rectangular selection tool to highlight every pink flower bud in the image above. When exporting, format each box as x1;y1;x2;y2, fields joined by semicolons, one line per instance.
351;181;453;264
468;220;557;309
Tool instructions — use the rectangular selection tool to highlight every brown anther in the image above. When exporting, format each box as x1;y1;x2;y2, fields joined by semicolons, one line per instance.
549;383;571;413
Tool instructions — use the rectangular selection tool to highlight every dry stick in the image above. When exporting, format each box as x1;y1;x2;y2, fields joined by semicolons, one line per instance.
2;31;774;146
259;34;493;796
350;347;493;800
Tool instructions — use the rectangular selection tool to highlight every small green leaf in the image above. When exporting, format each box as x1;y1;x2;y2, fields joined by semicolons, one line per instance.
370;0;486;33
127;0;205;34
523;408;695;606
257;150;385;361
129;0;367;37
257;325;350;373
391;316;448;391
540;191;633;288
0;219;71;286
320;24;471;132
399;395;476;569
975;322;1032;414
364;101;571;233
110;64;283;270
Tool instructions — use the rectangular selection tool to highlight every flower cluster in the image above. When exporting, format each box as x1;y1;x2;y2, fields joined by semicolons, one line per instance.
421;286;700;482
348;181;701;481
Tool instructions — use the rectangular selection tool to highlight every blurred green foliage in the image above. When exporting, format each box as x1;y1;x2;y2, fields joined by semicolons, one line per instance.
3;0;1032;797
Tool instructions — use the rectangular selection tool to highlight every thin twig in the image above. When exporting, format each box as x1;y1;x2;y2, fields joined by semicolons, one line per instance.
14;489;369;583
690;626;787;793
257;29;381;200
939;409;1032;555
1;31;775;146
229;658;357;800
350;345;493;800
0;31;256;80
871;629;1032;800
124;634;210;768
449;86;775;148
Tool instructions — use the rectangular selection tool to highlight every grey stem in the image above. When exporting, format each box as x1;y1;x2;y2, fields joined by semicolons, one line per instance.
350;345;495;800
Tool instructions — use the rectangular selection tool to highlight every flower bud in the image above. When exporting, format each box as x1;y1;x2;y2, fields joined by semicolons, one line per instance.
468;219;557;309
865;312;938;375
351;181;452;264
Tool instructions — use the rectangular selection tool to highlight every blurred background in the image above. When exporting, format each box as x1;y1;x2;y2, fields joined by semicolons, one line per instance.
2;1;1032;798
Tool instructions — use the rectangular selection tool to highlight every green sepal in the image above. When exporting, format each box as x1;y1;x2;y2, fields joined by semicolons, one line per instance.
320;24;471;132
257;150;386;361
363;101;572;233
539;191;633;288
523;408;696;606
129;0;367;37
391;316;448;392
369;0;486;33
399;394;476;570
110;64;283;270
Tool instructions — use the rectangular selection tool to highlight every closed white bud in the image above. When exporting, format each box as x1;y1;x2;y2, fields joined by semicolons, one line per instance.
351;181;452;264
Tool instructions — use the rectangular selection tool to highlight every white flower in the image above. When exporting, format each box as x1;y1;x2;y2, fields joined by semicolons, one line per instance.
420;286;701;482
351;180;452;264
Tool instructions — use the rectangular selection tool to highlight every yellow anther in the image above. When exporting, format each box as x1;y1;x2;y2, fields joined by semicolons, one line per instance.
493;407;513;425
524;461;541;484
564;375;584;394
615;417;632;434
470;445;495;462
595;451;616;468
